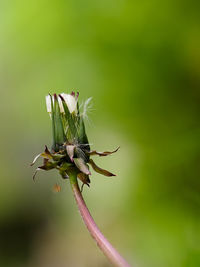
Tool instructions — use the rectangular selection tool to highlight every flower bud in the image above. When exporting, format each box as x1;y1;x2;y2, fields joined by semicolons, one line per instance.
32;92;119;189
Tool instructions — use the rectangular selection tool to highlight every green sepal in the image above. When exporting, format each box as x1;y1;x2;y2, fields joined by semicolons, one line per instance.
76;101;80;121
50;94;56;151
39;161;57;170
58;168;69;179
75;146;88;163
59;95;77;140
58;162;76;179
78;116;90;151
52;153;66;161
53;94;66;151
59;162;73;171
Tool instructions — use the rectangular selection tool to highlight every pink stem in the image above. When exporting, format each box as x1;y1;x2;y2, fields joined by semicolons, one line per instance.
70;175;131;267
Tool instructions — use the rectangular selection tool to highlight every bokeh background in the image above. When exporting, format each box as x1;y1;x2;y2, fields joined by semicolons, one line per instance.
0;0;200;266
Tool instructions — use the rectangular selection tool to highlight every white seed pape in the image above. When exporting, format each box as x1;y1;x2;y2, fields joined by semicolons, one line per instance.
61;93;77;113
45;95;64;113
46;95;52;113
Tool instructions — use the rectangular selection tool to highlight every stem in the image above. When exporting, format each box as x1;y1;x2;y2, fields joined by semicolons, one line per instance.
69;173;131;267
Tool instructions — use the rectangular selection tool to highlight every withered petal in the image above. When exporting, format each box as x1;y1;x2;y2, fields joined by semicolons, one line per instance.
44;145;52;155
30;154;41;166
89;159;116;177
32;167;42;180
77;172;90;186
88;146;120;157
31;146;53;166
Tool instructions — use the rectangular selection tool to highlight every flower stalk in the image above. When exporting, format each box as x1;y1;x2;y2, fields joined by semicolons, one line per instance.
69;171;131;267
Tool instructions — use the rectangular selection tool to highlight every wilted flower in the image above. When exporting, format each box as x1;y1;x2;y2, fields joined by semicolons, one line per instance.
31;92;119;189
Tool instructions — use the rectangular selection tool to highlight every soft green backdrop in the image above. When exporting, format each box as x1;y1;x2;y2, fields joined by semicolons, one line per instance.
0;0;200;266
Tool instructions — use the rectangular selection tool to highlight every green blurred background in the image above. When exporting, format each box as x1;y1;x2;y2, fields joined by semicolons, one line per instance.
0;0;200;266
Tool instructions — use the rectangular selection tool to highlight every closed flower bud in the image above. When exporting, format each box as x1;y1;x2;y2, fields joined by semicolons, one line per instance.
32;91;119;189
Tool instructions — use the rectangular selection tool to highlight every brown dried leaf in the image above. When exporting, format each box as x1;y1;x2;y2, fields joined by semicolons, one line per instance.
31;146;53;166
88;146;120;157
32;168;41;180
89;159;116;177
77;172;90;186
30;154;41;166
40;146;53;160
